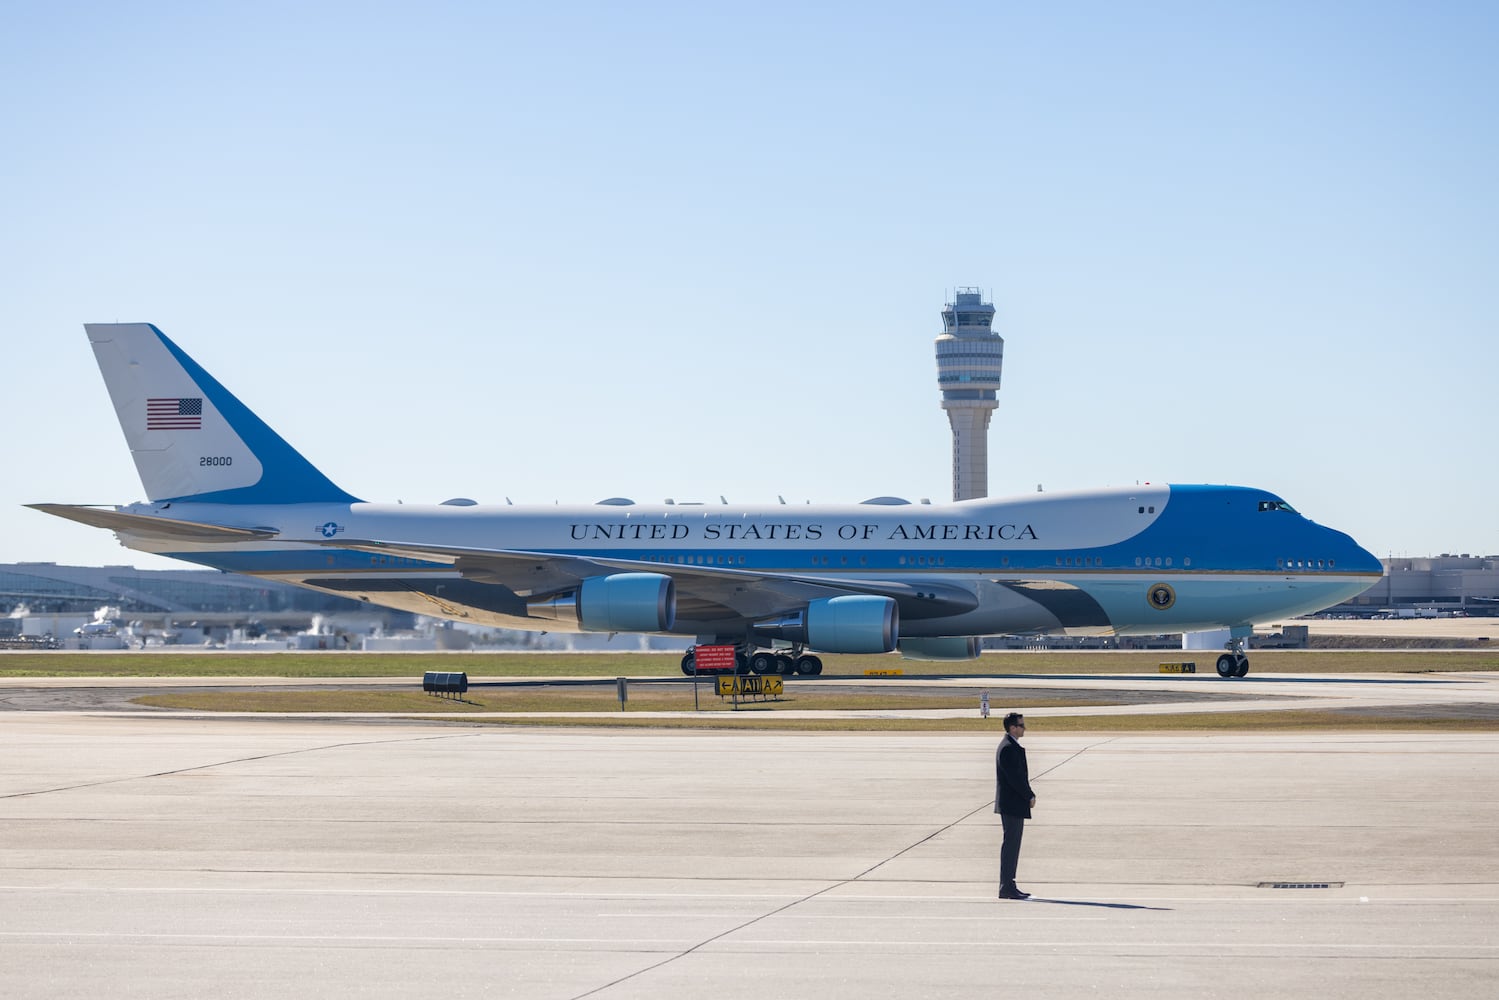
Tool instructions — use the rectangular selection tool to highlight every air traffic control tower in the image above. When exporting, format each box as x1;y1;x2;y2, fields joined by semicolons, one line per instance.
935;288;1003;501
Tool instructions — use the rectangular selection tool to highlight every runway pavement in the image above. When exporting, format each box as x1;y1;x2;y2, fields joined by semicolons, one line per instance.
2;710;1497;998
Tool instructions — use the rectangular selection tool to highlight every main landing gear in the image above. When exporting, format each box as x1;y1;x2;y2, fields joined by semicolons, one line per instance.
680;645;823;677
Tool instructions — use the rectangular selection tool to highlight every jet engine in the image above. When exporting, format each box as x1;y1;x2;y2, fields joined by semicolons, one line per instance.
754;595;899;654
527;572;676;632
897;636;982;661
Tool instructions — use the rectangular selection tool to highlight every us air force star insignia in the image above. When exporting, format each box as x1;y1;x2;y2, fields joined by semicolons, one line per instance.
317;522;344;538
1148;583;1176;610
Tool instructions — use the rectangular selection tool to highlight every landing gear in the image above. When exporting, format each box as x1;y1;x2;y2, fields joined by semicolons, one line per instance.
680;645;760;675
795;654;823;676
687;643;822;677
1215;642;1250;679
748;651;810;676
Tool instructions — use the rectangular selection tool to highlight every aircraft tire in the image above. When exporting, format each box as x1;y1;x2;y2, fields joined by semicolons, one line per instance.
1234;655;1250;678
775;654;795;676
796;654;822;676
750;652;777;674
1216;653;1237;678
680;652;696;676
735;652;751;675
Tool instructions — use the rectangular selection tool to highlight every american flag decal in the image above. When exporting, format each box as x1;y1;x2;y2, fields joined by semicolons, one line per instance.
146;397;203;430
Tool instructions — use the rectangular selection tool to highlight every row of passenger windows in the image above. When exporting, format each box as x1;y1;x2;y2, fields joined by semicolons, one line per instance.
810;555;869;567
632;553;1340;573
641;554;748;566
632;553;1154;570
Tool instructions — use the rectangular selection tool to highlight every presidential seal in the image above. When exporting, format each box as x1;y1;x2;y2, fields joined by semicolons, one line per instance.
1147;582;1177;610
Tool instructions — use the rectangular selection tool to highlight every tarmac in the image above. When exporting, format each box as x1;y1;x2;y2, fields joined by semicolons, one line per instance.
2;695;1498;998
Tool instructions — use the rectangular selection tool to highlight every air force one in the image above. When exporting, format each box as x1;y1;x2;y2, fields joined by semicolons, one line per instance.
32;323;1384;678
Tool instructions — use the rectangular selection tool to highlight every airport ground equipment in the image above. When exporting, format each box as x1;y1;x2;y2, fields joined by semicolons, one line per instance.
422;671;469;698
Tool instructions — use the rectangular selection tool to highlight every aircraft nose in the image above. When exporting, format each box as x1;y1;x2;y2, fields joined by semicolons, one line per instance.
1352;543;1384;575
1335;530;1384;575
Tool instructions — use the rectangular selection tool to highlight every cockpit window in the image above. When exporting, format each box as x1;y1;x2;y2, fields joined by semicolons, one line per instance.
1257;500;1297;513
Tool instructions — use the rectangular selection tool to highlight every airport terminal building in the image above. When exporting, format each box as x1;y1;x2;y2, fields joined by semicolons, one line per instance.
0;562;410;639
1335;554;1499;615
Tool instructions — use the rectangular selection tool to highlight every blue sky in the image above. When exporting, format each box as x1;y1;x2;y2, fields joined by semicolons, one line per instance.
4;1;1496;568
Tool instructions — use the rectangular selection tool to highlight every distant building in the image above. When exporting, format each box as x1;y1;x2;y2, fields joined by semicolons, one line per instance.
935;288;1003;501
1338;555;1499;614
0;562;410;635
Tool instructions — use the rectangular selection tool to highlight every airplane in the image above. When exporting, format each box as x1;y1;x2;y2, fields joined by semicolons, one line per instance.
31;323;1385;679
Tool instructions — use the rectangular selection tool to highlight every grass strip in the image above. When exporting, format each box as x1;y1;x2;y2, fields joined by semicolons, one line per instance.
422;711;1499;733
133;689;1121;714
129;690;1499;733
10;649;1499;678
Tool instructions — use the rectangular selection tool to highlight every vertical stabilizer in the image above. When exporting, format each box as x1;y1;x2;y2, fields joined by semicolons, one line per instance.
85;323;360;505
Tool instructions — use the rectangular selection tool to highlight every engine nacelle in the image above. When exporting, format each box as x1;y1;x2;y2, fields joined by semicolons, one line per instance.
897;636;982;661
756;595;900;653
527;573;676;632
808;595;898;653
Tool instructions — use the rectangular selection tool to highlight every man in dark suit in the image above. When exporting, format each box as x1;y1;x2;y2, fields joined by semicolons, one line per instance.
995;712;1036;900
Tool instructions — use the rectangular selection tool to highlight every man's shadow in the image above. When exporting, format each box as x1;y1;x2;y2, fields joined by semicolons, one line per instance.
1020;897;1172;911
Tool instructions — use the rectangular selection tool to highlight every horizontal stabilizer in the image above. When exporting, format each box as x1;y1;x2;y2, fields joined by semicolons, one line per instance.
28;504;280;542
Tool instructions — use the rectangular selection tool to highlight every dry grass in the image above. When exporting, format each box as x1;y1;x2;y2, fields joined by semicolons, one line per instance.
129;688;1499;733
9;648;1499;678
423;712;1499;733
134;688;1122;714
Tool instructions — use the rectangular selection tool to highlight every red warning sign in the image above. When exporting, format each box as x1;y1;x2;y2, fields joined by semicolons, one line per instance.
692;644;737;673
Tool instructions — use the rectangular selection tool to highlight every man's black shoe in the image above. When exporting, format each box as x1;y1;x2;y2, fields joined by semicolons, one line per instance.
998;886;1031;900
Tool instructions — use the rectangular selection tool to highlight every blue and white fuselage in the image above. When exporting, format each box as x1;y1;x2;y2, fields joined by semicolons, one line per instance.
32;324;1383;672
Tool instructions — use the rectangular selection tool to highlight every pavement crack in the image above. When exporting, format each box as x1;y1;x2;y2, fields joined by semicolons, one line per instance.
0;731;479;800
569;736;1125;999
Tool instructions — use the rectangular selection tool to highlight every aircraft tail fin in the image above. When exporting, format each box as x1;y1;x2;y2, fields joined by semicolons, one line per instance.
85;323;361;505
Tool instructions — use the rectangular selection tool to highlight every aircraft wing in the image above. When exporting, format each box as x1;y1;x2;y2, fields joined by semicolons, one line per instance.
325;538;979;622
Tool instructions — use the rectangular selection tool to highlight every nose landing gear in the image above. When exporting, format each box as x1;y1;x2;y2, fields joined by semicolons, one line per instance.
1215;639;1250;678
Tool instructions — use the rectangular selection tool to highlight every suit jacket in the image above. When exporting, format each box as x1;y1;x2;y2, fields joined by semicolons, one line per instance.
995;734;1034;818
